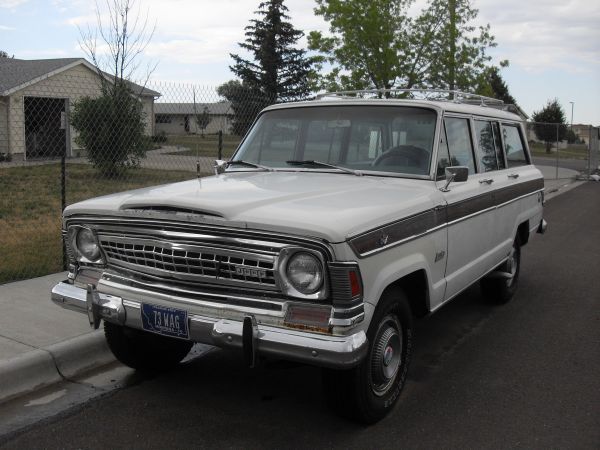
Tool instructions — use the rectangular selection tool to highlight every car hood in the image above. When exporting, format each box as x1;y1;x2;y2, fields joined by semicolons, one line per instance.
64;171;438;242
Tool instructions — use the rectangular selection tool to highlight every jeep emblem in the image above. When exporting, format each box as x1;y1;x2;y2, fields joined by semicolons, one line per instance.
235;266;267;279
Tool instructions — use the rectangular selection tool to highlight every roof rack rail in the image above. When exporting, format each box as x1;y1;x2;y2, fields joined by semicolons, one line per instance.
315;88;504;106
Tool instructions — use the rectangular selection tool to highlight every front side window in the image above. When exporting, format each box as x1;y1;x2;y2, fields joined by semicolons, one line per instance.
444;117;476;174
502;124;528;167
233;106;437;177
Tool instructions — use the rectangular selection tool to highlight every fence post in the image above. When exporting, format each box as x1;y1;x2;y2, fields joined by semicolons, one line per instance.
218;130;223;160
555;124;559;180
61;150;67;270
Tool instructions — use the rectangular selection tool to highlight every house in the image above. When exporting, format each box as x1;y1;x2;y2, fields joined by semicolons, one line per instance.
154;102;232;136
571;124;595;145
0;58;160;160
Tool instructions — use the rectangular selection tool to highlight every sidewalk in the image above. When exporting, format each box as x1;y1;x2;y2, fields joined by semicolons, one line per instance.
0;273;114;403
0;164;584;404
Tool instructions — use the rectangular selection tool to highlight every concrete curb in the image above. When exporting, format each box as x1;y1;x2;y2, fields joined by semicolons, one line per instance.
0;330;115;404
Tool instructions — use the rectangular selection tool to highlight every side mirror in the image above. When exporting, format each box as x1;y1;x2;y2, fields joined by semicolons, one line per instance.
440;166;468;192
214;159;228;175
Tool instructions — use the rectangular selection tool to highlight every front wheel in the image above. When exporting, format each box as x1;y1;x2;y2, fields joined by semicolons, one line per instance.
480;237;521;304
104;322;193;372
323;287;413;424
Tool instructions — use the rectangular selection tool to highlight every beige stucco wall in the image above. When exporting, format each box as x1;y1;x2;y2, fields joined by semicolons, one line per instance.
6;63;155;158
0;98;8;155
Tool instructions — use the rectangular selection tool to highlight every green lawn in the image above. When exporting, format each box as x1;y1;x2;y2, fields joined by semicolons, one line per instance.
529;142;589;160
163;134;241;159
0;163;199;284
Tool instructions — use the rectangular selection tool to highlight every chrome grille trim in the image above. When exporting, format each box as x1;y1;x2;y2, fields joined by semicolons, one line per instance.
98;235;278;290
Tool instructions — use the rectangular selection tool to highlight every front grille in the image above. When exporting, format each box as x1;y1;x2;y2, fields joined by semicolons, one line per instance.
98;235;277;289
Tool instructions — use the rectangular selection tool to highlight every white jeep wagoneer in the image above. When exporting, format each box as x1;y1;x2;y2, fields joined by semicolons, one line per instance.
52;90;546;423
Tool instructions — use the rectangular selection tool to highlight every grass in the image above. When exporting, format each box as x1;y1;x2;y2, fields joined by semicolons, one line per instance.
0;163;199;284
163;134;241;159
529;142;589;160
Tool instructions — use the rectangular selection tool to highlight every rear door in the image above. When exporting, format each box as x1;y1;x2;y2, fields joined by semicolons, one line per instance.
494;122;544;254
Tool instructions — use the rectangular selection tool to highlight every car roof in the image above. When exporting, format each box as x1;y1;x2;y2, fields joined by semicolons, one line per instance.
263;98;523;122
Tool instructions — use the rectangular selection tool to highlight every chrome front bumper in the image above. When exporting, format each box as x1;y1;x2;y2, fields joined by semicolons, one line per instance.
51;281;368;369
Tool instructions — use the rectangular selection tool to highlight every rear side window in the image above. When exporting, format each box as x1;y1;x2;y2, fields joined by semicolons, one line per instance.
474;120;498;172
502;124;528;167
444;117;475;174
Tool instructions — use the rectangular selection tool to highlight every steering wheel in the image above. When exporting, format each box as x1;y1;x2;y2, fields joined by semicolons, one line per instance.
372;145;430;168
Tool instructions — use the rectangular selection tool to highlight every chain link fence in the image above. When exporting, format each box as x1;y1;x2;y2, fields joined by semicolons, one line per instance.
0;77;257;284
1;73;598;284
525;121;600;180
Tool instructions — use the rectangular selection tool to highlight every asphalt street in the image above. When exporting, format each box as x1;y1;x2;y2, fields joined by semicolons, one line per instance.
1;182;599;449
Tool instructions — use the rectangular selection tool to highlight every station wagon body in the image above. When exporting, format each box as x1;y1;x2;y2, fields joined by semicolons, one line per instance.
52;91;546;423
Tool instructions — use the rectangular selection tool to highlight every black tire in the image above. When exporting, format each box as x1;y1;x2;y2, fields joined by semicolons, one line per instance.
323;287;413;424
104;322;193;371
480;237;521;304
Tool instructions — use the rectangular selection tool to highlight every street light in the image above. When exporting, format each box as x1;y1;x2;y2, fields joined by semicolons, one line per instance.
569;101;574;128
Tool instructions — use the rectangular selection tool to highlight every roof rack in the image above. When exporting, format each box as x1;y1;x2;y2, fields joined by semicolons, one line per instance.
315;88;504;107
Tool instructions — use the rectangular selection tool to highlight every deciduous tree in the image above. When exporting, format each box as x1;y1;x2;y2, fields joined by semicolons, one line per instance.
309;0;498;96
72;0;156;177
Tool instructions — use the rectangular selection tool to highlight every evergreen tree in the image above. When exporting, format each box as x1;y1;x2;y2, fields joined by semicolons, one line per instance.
476;63;517;105
230;0;314;103
532;99;568;153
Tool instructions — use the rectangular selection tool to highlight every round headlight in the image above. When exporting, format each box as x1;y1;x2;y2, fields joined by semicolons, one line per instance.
286;252;323;294
75;228;101;261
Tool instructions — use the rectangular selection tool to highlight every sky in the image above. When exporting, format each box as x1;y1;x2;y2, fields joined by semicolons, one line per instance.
1;0;599;125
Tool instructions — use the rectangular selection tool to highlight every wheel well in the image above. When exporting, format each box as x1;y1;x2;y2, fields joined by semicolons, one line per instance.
384;270;429;318
517;220;530;246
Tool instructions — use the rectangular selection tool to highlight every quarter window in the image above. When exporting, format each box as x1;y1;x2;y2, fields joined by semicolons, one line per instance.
474;120;498;172
502;124;528;167
444;117;476;174
492;122;506;170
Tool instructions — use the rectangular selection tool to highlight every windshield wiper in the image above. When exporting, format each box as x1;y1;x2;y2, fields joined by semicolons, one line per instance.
227;160;272;171
286;160;362;176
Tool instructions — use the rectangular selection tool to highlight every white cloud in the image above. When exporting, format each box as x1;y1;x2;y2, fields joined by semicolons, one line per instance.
477;0;600;73
0;0;27;7
0;25;15;30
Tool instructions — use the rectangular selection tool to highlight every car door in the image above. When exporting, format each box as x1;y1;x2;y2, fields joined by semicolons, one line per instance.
493;122;544;254
437;116;498;300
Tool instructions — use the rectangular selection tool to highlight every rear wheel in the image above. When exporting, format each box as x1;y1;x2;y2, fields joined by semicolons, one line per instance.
481;237;521;304
104;322;193;371
323;287;413;424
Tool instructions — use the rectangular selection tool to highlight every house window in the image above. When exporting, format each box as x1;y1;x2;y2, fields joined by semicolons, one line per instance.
156;115;172;124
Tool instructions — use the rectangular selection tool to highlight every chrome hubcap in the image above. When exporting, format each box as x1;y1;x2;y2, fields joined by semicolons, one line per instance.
371;316;402;396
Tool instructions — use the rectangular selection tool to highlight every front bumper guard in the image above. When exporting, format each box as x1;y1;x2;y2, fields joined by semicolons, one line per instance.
51;281;368;369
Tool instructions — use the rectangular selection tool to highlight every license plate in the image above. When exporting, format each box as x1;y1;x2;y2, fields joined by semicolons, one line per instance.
141;303;189;339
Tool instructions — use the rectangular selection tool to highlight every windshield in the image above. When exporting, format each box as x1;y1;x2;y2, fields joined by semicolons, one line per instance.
232;106;437;177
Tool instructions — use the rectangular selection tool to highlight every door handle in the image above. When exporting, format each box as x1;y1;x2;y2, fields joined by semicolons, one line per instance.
479;178;494;185
508;173;520;179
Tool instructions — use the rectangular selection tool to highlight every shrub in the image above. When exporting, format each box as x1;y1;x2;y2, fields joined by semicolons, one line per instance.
70;86;149;177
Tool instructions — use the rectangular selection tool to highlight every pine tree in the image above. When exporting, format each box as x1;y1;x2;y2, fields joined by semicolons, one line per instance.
229;0;314;103
532;99;568;154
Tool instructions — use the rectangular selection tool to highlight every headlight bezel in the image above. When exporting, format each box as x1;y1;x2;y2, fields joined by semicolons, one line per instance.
277;247;328;300
67;225;105;265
